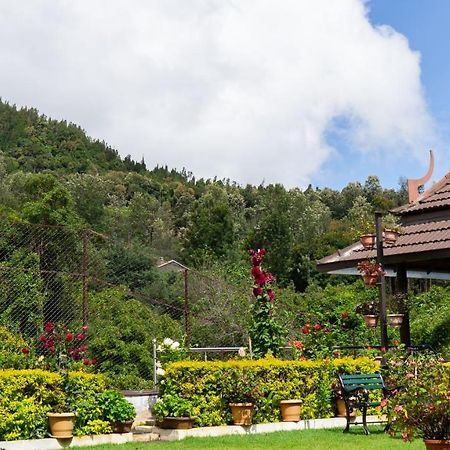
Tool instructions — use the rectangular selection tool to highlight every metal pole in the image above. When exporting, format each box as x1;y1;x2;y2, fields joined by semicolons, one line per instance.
152;338;158;386
375;212;388;350
82;230;89;326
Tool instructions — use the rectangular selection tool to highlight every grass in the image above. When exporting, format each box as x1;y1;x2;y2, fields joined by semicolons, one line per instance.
74;426;422;450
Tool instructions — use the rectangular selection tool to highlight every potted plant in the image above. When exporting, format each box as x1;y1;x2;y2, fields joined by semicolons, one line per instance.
384;363;450;449
356;301;379;328
47;372;76;438
100;389;136;433
153;394;196;429
227;372;260;426
387;293;409;328
357;259;385;286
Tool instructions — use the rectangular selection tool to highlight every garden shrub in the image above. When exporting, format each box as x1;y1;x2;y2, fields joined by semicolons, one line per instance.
161;356;378;427
0;369;108;441
0;326;34;369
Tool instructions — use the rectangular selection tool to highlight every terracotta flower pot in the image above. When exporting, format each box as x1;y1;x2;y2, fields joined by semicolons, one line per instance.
423;439;450;450
279;400;302;422
47;412;76;438
159;416;196;429
229;403;253;425
387;314;404;328
113;420;134;433
383;229;399;244
336;399;356;418
362;274;379;286
360;234;376;250
363;315;379;328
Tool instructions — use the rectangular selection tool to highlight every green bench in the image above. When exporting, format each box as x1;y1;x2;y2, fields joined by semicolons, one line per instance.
338;373;395;435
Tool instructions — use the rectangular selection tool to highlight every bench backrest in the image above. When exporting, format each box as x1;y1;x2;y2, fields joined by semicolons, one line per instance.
339;373;384;391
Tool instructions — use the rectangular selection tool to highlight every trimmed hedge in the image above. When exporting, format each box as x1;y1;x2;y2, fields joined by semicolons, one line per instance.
161;357;378;426
0;369;108;441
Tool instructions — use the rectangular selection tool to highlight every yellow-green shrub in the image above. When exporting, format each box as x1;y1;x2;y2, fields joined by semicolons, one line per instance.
0;369;108;441
161;357;378;426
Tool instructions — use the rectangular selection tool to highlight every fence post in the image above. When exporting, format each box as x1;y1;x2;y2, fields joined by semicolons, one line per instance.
81;230;89;326
184;268;190;345
153;338;158;386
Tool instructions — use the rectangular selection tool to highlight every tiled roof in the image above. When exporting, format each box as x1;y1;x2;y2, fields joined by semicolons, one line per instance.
317;218;450;268
394;173;450;214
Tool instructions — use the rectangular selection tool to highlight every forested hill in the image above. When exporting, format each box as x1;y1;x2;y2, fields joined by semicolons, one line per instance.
0;99;408;291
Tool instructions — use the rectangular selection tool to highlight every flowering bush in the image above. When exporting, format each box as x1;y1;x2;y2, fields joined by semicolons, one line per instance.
248;249;284;358
35;321;93;371
384;361;450;441
156;338;188;377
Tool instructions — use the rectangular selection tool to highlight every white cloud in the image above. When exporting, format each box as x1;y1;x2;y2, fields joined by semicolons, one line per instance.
0;0;435;187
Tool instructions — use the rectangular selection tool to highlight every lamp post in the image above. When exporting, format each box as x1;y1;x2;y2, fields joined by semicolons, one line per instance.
375;212;388;350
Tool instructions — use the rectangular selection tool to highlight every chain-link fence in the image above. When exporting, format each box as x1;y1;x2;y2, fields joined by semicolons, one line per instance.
0;221;252;388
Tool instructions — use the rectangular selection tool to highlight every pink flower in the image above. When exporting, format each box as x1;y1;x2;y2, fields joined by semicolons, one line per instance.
394;405;403;413
76;333;85;341
313;323;321;331
380;398;388;408
267;289;275;301
82;325;89;332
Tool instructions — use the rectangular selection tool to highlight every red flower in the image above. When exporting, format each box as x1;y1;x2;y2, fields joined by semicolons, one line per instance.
82;359;90;365
267;289;275;301
44;321;54;333
48;347;55;354
91;359;97;365
380;346;386;353
253;287;263;297
302;325;309;334
313;323;321;331
21;347;29;354
342;311;348;319
65;333;74;342
39;335;47;343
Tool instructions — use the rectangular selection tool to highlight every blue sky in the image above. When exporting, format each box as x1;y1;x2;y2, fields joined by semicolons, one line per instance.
316;0;450;190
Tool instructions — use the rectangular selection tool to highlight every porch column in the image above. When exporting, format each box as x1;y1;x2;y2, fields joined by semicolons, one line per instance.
395;264;411;347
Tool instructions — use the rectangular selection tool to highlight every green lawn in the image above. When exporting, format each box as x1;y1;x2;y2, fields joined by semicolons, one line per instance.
74;427;421;450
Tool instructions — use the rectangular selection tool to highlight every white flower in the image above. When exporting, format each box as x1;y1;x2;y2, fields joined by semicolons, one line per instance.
156;367;165;376
163;338;173;346
156;361;162;368
238;347;246;357
157;345;162;352
170;341;180;350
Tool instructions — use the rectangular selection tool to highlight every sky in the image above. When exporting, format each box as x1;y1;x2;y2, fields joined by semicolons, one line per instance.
0;0;448;190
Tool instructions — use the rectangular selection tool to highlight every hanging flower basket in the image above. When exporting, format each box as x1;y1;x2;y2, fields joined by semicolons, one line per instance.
359;234;376;250
363;315;379;328
387;314;404;328
383;229;399;244
357;259;385;287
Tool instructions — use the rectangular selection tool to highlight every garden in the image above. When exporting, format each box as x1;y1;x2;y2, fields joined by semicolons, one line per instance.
0;248;449;450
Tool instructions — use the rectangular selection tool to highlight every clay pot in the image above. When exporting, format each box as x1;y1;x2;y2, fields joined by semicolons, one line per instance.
336;399;356;418
387;314;404;328
279;400;302;422
360;234;376;250
229;403;253;425
423;439;450;450
159;416;196;429
362;274;379;286
47;412;76;438
113;420;134;433
363;315;379;328
383;229;399;244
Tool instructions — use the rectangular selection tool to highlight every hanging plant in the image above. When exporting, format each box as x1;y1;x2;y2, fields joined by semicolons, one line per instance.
357;259;385;286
